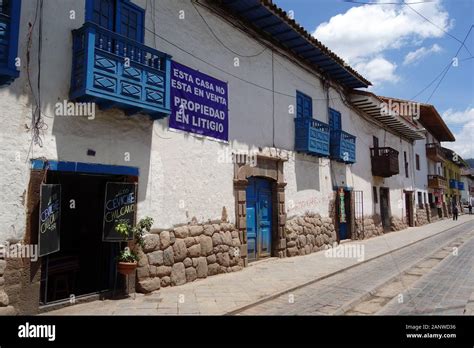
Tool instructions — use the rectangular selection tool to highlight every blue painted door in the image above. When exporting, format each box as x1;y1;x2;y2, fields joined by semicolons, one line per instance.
246;178;272;261
329;108;341;130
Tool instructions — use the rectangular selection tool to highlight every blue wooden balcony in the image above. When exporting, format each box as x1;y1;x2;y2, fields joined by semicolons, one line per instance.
449;179;458;189
457;181;465;190
294;117;330;157
330;130;356;163
70;22;172;119
0;0;21;87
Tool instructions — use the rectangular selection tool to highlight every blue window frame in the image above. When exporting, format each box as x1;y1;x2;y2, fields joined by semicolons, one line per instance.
0;0;21;86
86;0;144;43
329;108;342;130
296;91;312;118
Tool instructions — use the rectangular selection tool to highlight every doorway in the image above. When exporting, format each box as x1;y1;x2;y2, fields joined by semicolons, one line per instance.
39;171;131;305
405;191;414;227
380;188;391;231
336;188;352;240
246;177;272;261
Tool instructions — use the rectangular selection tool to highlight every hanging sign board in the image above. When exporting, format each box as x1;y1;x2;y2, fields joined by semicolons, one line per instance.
102;182;137;242
170;61;229;142
38;184;61;257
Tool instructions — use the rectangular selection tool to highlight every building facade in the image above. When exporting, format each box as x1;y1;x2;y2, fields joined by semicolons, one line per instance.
460;168;474;206
0;0;458;315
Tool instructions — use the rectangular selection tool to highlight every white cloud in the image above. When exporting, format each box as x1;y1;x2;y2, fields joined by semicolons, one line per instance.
442;108;474;158
354;57;399;84
403;44;442;65
313;0;450;85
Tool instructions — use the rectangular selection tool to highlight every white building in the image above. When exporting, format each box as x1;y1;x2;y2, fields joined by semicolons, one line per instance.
460;169;474;206
0;0;443;314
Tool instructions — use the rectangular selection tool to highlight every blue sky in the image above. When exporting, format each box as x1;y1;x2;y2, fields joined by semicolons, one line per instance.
275;0;474;159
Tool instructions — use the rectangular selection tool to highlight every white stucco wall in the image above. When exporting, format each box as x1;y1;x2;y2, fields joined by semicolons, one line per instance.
0;0;421;244
414;138;429;205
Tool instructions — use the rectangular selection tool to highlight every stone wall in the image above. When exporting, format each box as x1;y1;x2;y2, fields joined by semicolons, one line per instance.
390;216;408;231
136;221;245;293
0;246;41;315
354;215;384;240
415;206;429;226
284;213;336;257
0;259;15;315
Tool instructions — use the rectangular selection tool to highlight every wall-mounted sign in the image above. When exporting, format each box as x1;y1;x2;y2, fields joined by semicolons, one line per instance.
170;61;229;142
38;184;61;257
102;183;137;242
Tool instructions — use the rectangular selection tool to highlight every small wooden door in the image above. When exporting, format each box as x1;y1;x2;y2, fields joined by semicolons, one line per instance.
246;178;272;261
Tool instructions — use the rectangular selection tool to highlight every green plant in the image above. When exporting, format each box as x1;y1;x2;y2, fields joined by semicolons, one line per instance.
118;247;139;263
115;217;154;263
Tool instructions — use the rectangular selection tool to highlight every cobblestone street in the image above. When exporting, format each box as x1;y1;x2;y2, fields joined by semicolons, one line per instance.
44;215;474;316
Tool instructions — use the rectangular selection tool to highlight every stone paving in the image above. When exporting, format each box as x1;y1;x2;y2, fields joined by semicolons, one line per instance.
46;215;474;315
238;220;474;315
378;233;474;315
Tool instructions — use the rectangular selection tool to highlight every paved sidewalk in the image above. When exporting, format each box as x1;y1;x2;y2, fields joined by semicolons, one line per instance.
47;215;474;315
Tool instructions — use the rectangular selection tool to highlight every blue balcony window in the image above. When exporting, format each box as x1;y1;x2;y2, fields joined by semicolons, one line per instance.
330;130;356;163
70;22;172;119
449;179;458;189
0;0;21;87
457;181;465;190
294;117;330;157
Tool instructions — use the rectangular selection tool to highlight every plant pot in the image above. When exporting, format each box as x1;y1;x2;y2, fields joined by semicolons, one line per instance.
117;261;137;276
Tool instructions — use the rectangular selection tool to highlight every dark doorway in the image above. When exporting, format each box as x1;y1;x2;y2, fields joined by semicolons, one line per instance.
405;191;415;227
39;171;130;305
380;188;391;231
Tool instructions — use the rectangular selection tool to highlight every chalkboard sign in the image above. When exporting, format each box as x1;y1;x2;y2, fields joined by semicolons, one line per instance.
38;184;61;257
102;182;137;242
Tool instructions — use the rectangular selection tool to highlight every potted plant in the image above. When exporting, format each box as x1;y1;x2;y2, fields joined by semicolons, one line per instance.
115;217;154;276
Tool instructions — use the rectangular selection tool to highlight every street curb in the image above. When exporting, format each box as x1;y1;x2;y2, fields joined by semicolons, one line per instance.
225;218;474;315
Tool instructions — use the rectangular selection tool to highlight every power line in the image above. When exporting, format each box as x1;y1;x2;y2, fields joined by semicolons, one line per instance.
408;25;474;102
403;1;473;58
426;25;474;102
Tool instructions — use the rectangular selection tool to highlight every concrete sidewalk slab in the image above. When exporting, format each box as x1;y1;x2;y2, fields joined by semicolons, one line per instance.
46;215;474;315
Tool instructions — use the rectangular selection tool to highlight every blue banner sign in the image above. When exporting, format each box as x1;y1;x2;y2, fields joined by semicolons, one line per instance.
170;61;229;142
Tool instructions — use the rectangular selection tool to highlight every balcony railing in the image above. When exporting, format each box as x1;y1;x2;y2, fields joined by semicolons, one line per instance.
0;1;21;87
330;130;356;163
370;147;399;177
294;117;330;157
449;179;458;189
426;143;444;162
70;22;172;119
428;175;447;189
457;181;465;190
